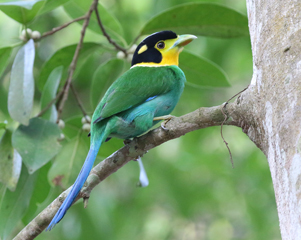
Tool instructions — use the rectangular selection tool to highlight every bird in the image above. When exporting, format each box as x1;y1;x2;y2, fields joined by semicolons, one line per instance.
46;30;196;230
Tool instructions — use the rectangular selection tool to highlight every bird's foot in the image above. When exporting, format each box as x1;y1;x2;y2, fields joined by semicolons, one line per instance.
123;139;132;145
153;115;174;131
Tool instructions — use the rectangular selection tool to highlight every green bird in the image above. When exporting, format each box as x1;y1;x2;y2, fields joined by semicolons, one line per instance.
47;30;196;230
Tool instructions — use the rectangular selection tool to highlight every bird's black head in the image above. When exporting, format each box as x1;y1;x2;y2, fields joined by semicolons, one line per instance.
131;31;197;67
131;31;178;66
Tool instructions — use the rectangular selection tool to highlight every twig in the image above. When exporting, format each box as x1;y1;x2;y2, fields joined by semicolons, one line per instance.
40;15;87;39
57;0;98;121
70;83;88;117
94;6;127;54
221;85;249;168
36;89;64;117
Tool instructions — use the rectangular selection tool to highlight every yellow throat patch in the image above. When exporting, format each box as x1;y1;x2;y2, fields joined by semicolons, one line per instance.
135;38;183;67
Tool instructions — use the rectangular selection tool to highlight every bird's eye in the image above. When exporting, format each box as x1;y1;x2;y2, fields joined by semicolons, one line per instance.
157;42;165;49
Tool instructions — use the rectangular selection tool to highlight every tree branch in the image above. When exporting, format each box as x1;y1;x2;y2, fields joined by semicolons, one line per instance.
13;102;241;240
40;15;87;39
221;85;249;168
36;89;64;118
94;6;127;54
57;0;98;121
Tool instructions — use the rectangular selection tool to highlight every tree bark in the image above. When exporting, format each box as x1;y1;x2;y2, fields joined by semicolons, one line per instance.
241;1;301;239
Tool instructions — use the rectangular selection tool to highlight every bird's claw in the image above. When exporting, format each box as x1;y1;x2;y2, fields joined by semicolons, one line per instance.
160;121;169;131
153;115;174;131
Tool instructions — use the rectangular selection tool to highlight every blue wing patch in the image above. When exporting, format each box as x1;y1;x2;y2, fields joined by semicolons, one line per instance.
145;96;157;102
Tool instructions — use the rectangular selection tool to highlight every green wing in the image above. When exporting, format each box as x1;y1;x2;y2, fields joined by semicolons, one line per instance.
92;66;180;123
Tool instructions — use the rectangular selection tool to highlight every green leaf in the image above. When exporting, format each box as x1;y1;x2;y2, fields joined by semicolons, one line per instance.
0;0;45;24
180;51;230;88
8;39;35;126
48;131;89;188
38;42;100;91
0;164;37;240
0;130;22;191
0;121;8;130
22;162;51;224
0;47;12;78
64;1;124;41
73;51;112;88
38;0;70;15
63;116;83;140
141;3;249;38
91;58;125;109
12;118;61;174
40;66;63;122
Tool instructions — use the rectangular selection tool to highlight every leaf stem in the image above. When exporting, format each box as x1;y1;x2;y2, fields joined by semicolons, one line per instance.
70;83;88;117
9;41;23;48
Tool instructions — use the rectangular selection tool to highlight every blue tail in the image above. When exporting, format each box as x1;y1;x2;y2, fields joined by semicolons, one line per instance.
46;140;102;231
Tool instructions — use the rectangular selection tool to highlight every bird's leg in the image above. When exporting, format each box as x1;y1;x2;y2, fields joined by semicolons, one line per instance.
153;115;174;131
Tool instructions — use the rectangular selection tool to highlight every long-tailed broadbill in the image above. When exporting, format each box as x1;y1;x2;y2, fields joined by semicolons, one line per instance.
46;30;196;230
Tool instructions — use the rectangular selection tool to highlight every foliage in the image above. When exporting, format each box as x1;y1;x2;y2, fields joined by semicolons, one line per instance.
0;0;280;239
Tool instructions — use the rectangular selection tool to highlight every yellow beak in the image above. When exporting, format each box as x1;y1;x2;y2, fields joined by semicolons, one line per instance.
172;34;197;48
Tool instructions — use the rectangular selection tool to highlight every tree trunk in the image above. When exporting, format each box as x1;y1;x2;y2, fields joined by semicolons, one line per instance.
238;1;301;239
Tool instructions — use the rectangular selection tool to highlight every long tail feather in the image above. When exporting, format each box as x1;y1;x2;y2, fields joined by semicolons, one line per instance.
46;135;104;231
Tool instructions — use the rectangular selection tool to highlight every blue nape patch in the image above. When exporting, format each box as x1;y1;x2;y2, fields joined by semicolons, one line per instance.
145;96;157;102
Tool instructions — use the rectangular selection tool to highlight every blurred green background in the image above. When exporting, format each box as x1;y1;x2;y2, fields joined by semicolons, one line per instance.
0;0;280;239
